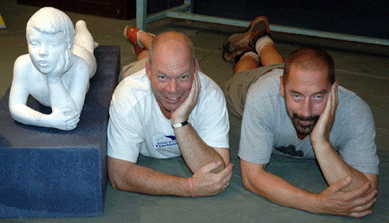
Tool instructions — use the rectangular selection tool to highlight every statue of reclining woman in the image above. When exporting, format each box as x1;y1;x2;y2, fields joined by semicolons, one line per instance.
9;7;97;130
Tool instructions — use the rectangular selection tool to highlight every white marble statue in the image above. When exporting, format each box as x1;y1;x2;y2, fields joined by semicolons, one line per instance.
9;7;97;130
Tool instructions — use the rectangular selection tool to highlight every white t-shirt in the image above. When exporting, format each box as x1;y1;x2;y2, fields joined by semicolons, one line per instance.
107;69;229;163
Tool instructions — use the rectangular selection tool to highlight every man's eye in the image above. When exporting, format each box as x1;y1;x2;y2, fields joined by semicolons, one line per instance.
159;75;166;80
293;94;301;99
180;75;188;80
313;94;324;101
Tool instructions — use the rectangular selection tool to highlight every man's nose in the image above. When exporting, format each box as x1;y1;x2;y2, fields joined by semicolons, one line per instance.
167;80;178;93
301;99;312;117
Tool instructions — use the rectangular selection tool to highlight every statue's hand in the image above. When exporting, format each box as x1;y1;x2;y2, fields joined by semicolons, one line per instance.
41;107;80;130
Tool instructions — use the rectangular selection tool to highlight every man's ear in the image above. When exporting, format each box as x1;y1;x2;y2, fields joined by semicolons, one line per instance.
280;75;285;97
145;60;151;80
194;58;199;73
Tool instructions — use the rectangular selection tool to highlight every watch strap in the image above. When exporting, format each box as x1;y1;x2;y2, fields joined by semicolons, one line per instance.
172;120;189;129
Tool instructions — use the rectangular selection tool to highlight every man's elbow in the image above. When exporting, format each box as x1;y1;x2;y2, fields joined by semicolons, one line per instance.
240;170;267;198
240;169;255;190
212;148;230;173
108;171;122;190
212;168;223;175
210;157;229;174
107;158;126;191
365;173;379;193
108;171;137;192
241;173;253;191
107;157;138;192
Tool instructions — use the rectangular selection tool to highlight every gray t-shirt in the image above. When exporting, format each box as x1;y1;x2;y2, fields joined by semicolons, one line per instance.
238;70;379;175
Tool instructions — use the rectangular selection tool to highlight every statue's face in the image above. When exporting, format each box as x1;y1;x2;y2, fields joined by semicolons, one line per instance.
28;28;69;74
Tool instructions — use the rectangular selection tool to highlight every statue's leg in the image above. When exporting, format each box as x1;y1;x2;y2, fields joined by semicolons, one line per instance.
72;20;97;79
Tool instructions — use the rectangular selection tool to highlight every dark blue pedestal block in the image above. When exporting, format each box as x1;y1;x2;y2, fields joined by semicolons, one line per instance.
0;46;120;218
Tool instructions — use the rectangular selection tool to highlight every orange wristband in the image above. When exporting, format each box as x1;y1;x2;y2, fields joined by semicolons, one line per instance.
188;178;195;197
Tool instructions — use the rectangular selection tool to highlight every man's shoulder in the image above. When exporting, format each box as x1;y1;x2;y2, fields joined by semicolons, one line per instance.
330;86;375;141
199;71;221;91
111;71;152;109
198;72;220;89
248;69;283;100
198;72;226;104
117;70;150;91
337;86;373;118
253;68;283;86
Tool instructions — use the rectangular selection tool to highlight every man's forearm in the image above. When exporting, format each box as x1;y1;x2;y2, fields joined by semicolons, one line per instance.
241;160;377;217
242;167;320;213
313;141;372;191
173;123;226;173
108;159;191;197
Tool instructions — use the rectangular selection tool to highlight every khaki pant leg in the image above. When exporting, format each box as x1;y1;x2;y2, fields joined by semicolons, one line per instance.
118;58;148;82
222;63;284;119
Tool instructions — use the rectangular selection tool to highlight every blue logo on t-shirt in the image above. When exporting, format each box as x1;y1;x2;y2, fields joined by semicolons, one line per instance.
154;135;178;148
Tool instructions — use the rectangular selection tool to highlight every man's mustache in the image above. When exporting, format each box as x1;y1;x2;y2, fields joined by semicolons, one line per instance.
292;113;319;122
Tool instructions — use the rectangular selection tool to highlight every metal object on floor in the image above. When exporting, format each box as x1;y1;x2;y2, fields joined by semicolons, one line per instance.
136;0;389;46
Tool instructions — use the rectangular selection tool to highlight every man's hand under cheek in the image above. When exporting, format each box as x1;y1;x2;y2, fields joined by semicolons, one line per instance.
311;82;339;146
171;72;201;124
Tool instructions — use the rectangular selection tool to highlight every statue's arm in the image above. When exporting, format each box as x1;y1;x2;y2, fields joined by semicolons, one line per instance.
9;56;79;130
47;56;89;113
66;58;90;113
45;61;78;114
9;56;45;126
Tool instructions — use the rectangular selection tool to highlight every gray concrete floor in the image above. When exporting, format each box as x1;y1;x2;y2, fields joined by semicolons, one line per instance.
1;0;389;222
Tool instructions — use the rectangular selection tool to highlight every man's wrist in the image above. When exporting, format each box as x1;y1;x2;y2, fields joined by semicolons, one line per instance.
188;177;196;197
172;120;189;129
311;139;331;151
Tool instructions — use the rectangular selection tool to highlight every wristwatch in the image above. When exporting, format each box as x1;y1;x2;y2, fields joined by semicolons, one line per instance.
172;120;189;129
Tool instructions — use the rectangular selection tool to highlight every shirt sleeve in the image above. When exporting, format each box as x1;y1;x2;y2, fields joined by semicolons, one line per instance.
238;94;276;164
191;75;230;149
107;95;144;163
195;94;230;149
334;95;379;175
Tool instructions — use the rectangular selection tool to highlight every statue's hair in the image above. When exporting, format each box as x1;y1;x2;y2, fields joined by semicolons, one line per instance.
283;47;335;84
26;7;74;49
